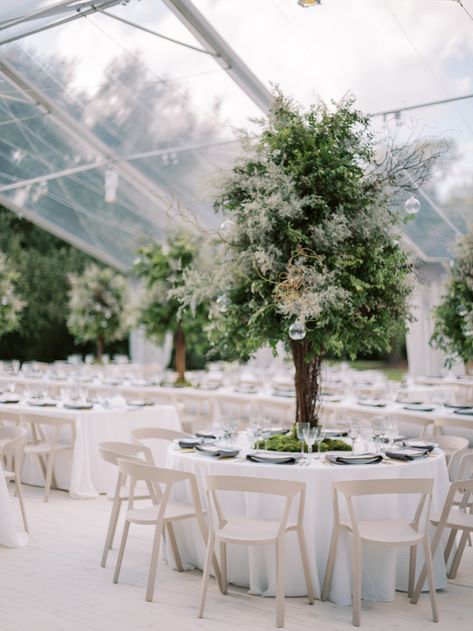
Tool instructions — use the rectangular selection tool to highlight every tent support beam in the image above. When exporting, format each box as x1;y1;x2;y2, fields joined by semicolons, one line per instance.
0;55;175;228
0;194;127;272
161;0;272;114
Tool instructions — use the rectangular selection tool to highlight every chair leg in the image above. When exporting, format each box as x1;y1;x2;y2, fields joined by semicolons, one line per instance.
145;519;165;602
113;521;130;584
321;527;339;602
408;545;417;598
43;452;56;503
297;526;314;604
444;529;458;567
412;525;443;605
220;543;228;595
198;532;215;619
275;538;285;628
448;529;469;579
352;537;362;627
15;479;29;533
167;522;184;572
195;512;223;593
101;498;122;568
422;538;439;623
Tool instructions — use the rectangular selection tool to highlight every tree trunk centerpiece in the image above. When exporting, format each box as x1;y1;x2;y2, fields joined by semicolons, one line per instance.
174;90;436;450
291;340;322;426
174;325;186;384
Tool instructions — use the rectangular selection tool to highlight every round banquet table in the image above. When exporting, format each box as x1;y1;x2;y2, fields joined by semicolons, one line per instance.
166;445;450;606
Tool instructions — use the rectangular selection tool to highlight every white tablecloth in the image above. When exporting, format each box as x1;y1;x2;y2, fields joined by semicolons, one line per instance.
0;403;181;499
0;462;28;548
166;446;450;606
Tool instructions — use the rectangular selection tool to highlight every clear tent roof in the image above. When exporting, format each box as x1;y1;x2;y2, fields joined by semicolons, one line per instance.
0;0;472;269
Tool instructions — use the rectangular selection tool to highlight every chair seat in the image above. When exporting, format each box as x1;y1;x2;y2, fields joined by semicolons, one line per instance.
341;518;424;544
3;469;14;479
217;516;281;543
24;442;72;454
431;509;473;530
126;500;197;524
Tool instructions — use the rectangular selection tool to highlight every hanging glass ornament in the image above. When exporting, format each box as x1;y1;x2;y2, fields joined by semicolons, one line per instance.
216;294;230;313
404;196;421;215
288;320;306;341
220;218;236;238
1;296;9;306
456;304;468;317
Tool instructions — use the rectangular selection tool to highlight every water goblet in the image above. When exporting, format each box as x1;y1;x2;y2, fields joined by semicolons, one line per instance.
296;422;310;457
314;426;326;459
348;420;361;451
385;418;399;449
302;425;317;460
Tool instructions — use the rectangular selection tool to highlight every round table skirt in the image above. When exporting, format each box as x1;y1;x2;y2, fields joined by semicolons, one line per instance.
166;447;450;606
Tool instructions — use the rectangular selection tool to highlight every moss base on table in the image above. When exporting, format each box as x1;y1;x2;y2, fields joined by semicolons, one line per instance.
257;433;352;453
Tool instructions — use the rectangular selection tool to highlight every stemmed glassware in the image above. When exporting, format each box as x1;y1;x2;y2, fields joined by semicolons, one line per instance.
372;416;386;452
302;425;317;459
296;422;310;457
348;420;361;451
314;426;326;459
385;418;399;449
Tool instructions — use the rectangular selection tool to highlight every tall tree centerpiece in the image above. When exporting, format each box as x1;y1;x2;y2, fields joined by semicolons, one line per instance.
134;232;210;385
67;263;132;361
431;228;473;371
174;93;419;426
0;250;25;338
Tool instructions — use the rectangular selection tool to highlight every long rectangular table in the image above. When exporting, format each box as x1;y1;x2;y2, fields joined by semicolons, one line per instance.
0;402;181;498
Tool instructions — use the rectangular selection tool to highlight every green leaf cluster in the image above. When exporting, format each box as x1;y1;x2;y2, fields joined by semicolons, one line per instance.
431;229;473;366
197;91;413;363
67;264;132;346
256;433;352;453
134;232;211;358
0;250;24;337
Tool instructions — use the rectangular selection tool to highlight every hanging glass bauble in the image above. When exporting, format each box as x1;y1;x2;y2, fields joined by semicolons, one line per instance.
289;321;306;341
405;196;421;215
456;304;468;317
216;294;230;313
220;218;236;238
1;296;9;306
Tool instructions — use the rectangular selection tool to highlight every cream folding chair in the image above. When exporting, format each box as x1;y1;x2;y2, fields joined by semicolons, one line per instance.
412;478;473;604
198;475;314;629
391;413;433;439
434;417;473;445
98;441;154;568
433;435;469;480
0;426;28;532
321;478;438;627
113;458;222;602
21;413;75;502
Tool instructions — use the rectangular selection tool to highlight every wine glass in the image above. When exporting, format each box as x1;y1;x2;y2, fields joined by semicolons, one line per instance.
302;425;317;459
296;422;310;457
385;418;399;449
314;426;326;459
261;418;272;451
348;420;361;451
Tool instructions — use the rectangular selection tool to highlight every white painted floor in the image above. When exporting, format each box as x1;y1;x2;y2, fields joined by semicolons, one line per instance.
1;485;472;631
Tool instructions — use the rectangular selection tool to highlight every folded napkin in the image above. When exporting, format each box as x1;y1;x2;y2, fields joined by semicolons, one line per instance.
0;397;20;404
453;409;473;416
63;402;94;410
384;447;428;461
358;400;386;407
26;399;57;407
445;403;473;410
246;453;297;465
403;405;435;412
178;437;202;449
396;399;424;405
195;431;217;440
194;445;239;458
325;453;383;465
403;440;438;452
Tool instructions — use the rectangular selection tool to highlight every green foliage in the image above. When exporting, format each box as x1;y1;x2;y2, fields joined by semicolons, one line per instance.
0;207;116;361
256;433;352;453
176;91;414;364
134;232;211;363
0;250;24;337
67;264;133;349
431;229;473;366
